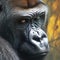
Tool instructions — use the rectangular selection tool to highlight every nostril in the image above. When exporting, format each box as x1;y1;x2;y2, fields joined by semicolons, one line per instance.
32;34;46;42
41;34;46;38
33;36;40;42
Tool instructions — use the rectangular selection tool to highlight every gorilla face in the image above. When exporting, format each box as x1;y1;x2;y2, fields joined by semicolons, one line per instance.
0;0;49;59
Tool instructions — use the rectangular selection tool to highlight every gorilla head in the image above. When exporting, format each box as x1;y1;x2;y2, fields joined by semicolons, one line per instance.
0;0;49;60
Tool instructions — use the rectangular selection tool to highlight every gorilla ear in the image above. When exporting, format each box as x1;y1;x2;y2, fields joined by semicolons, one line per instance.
0;1;2;12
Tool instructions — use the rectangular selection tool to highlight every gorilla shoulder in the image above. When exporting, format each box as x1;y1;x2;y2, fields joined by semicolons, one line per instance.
0;37;19;60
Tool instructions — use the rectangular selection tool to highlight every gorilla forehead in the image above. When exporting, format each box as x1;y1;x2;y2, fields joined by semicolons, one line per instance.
2;0;41;8
1;0;48;18
11;0;40;8
11;4;48;17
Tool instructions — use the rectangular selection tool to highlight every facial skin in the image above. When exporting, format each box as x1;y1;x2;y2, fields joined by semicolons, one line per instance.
0;0;49;60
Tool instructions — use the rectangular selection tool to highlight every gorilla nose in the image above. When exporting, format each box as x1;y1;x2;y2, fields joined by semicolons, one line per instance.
33;34;46;42
29;28;47;42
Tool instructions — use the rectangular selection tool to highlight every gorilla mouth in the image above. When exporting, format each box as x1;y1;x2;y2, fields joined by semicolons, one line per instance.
39;52;48;56
34;51;48;56
20;49;48;59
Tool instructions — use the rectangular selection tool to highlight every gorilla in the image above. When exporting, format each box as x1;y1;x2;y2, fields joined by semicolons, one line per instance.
0;0;49;60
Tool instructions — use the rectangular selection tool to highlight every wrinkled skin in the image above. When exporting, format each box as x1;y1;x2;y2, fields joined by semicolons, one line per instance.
0;0;49;60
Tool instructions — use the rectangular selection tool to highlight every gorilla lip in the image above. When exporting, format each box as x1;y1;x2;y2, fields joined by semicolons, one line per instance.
39;52;48;56
29;52;48;58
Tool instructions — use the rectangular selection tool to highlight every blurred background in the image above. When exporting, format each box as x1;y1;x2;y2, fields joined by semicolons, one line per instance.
43;0;60;60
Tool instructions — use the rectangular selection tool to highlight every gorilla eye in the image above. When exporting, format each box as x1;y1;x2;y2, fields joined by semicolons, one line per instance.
21;20;26;23
33;12;45;25
39;12;45;20
17;19;26;24
16;18;28;25
34;12;45;21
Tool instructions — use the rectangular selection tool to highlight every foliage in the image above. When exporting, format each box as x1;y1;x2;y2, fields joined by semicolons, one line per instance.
43;0;60;60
